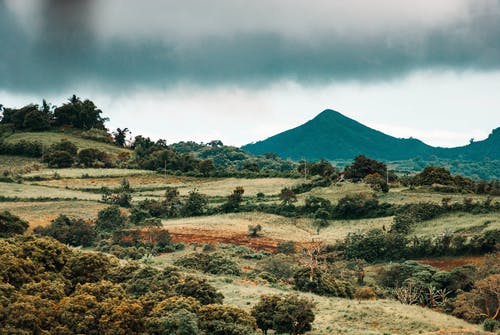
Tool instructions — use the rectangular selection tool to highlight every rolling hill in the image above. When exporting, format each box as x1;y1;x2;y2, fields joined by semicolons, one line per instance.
241;109;500;161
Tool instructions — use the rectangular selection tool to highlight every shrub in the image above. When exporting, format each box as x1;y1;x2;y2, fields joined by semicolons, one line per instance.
294;268;354;298
259;254;298;281
95;206;126;233
80;128;114;143
34;214;96;247
0;211;29;237
175;276;224;305
198;304;258;335
174;253;240;276
44;150;74;168
181;190;208;216
78;148;113;168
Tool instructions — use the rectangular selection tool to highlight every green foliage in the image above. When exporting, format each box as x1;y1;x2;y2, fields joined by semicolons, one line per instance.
248;224;262;237
221;186;245;213
42;139;78;168
181;190;208;216
198;304;258;335
78;148;113;168
174;253;241;276
80;127;114;143
175;276;224;305
34;214;97;247
23;110;51;131
252;294;315;335
259;254;298;281
101;179;132;207
333;193;391;219
344;155;387;182
0;211;28;237
95;206;126;233
294;268;354;298
0;139;43;157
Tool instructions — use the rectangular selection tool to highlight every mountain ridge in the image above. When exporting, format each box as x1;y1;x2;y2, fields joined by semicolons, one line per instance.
241;109;499;161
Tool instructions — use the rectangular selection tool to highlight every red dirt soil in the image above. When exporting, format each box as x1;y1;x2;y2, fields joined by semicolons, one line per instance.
168;228;312;253
417;256;486;271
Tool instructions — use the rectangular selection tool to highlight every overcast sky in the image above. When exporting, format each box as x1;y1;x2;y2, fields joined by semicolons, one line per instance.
1;0;499;147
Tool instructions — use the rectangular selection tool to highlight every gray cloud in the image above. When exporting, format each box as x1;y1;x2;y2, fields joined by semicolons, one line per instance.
1;0;500;93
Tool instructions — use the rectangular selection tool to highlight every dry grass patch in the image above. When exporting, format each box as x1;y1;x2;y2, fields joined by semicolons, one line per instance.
0;155;43;171
299;182;373;204
162;212;314;243
379;187;498;205
0;200;107;230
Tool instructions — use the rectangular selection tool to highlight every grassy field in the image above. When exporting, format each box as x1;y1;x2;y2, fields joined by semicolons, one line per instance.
148;254;483;335
413;212;500;237
161;212;396;246
0;200;107;229
0;181;101;200
24;168;155;180
213;278;482;335
0;155;43;172
4;131;130;155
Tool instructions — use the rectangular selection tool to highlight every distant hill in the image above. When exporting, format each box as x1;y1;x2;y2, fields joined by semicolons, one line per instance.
241;109;500;161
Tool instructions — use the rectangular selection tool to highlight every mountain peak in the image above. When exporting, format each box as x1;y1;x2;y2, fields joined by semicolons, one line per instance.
241;109;499;161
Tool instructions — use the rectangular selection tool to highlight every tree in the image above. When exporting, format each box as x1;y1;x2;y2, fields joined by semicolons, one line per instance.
221;186;245;213
344;155;386;182
95;206;126;233
23;109;50;131
181;190;208;217
0;211;28;237
279;187;297;206
251;294;315;335
113;128;130;147
34;214;97;247
42;140;78;168
248;224;262;238
251;295;281;334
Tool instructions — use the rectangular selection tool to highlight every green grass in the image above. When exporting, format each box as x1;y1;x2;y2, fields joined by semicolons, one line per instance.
413;212;500;237
0;181;100;201
4;131;130;155
23;168;154;179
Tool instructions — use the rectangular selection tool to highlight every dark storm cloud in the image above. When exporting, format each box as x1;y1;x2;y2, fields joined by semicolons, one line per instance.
1;0;500;93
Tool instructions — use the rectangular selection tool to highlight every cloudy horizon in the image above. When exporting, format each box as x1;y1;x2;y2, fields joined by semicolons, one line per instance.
1;0;499;148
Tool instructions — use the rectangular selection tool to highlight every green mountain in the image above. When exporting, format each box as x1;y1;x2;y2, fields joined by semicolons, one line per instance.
241;109;499;161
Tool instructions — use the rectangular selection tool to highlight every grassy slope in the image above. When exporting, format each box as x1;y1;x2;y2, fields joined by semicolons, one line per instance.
0;201;108;230
4;131;129;155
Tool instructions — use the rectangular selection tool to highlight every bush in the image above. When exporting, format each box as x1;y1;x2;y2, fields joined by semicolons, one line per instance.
174;253;241;276
198;304;258;335
293;268;354;298
34;214;96;247
95;206;126;233
483;319;499;332
175;276;224;305
333;193;391;219
78;148;113;168
0;211;29;237
44;150;74;168
259;254;298;281
80;128;114;143
252;294;315;335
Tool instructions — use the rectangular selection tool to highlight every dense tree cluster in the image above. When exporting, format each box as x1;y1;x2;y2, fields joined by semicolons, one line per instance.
0;235;268;335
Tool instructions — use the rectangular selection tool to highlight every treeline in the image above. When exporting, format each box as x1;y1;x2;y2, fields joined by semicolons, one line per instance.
0;95;107;131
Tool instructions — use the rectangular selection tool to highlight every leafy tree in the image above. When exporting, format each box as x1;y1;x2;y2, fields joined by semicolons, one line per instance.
145;309;201;335
23;109;50;131
95;206;126;233
101;179;132;207
113;127;130;147
42;139;78;168
221;186;245;213
78;148;111;168
251;294;281;334
364;173;389;192
344;155;387;182
275;295;315;335
54;95;107;130
34;214;96;247
199;159;215;176
181;190;208;217
279;187;297;206
0;211;28;237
